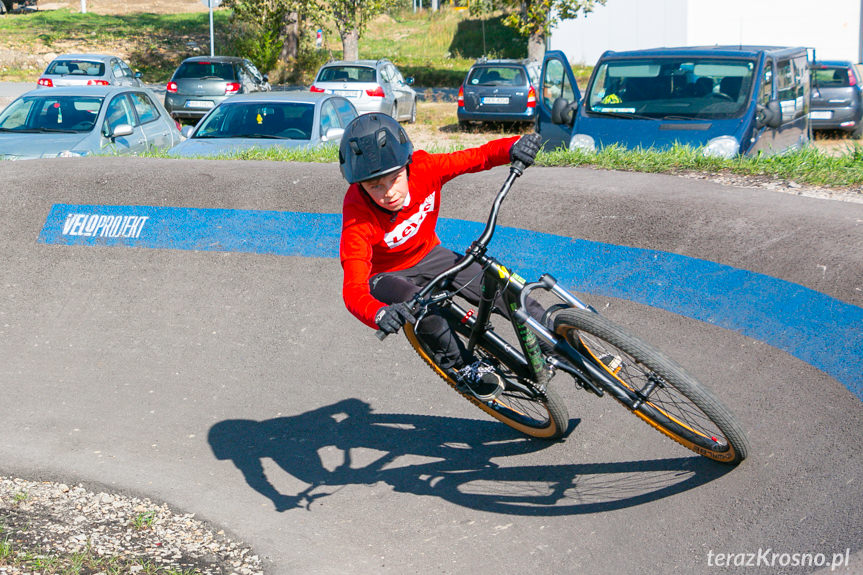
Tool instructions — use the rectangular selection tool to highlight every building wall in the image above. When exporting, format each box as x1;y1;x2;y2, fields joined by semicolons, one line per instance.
550;0;861;66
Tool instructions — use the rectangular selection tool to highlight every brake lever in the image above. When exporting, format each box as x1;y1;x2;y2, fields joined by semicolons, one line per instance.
374;291;449;341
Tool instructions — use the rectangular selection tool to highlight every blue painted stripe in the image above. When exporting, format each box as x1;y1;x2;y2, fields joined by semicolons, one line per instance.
39;204;863;399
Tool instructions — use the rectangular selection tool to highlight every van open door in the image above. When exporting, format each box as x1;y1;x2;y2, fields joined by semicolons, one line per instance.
537;50;582;150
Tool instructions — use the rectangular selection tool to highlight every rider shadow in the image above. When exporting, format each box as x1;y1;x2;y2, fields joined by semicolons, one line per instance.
208;398;732;516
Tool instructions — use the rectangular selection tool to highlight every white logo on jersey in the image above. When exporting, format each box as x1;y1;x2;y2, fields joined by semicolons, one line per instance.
383;192;436;248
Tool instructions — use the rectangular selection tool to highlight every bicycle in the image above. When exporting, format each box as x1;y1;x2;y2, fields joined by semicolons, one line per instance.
377;158;750;466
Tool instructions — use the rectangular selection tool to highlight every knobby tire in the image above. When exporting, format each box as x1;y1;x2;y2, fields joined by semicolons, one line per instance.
553;309;749;464
404;324;570;440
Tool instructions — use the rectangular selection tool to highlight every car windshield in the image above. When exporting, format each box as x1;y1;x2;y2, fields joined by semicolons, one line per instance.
173;61;236;81
193;102;314;140
811;66;854;87
46;60;106;76
0;95;103;133
318;66;376;83
586;58;756;120
467;66;526;87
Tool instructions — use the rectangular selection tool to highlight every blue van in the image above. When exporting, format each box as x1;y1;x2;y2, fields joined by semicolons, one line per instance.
537;45;811;157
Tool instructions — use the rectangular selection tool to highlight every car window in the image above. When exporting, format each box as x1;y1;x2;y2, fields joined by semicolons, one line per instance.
119;60;134;78
0;95;101;132
777;57;806;121
111;60;125;79
812;66;853;87
104;94;136;133
195;102;313;140
381;65;395;84
130;92;159;124
173;61;236;81
318;66;376;83
320;100;342;133
334;98;357;124
759;60;773;106
542;58;575;108
244;61;264;83
47;60;105;76
467;66;526;87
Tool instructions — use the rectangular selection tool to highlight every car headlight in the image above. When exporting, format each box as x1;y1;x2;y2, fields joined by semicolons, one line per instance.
703;136;739;159
569;133;596;152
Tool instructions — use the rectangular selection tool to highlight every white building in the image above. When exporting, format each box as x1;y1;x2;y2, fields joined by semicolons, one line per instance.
549;0;863;66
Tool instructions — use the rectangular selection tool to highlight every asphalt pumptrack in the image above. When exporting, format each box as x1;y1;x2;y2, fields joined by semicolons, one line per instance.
0;157;861;574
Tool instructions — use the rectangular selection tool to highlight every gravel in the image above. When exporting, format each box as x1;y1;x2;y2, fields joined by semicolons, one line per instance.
0;476;263;574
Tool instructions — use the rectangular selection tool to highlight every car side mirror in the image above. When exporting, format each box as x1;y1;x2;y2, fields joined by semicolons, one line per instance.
134;71;142;79
756;99;783;129
181;125;195;139
404;76;415;86
551;96;578;125
106;123;134;139
262;74;269;83
323;127;345;142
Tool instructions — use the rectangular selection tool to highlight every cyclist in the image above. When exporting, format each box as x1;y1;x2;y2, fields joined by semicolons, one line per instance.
338;113;545;401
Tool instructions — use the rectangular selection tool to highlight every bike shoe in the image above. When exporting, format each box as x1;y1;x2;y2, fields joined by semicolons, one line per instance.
455;360;504;401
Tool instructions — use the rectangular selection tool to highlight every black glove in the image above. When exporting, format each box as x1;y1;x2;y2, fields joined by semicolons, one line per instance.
374;302;416;335
510;132;542;168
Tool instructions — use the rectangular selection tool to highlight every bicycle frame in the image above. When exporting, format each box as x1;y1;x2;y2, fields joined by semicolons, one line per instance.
398;166;650;408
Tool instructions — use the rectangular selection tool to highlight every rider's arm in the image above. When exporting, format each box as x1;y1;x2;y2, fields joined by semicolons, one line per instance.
340;213;386;329
431;136;520;185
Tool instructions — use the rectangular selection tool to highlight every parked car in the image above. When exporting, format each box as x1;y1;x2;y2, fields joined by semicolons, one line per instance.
539;45;811;158
164;56;271;122
37;54;143;88
310;59;416;123
168;92;357;157
457;58;540;127
809;60;863;138
0;86;182;160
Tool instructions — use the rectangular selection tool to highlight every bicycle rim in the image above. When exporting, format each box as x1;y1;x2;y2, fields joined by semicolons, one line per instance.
554;309;749;464
404;324;569;440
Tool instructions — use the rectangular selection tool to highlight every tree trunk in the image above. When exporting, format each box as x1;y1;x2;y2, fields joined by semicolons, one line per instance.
279;11;300;64
527;31;545;61
341;28;360;61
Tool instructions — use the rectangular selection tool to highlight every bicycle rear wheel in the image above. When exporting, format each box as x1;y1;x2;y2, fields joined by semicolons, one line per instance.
404;324;569;440
553;309;749;464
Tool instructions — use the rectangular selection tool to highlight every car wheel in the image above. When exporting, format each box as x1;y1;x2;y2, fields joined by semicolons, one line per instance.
392;103;398;120
852;118;863;139
408;101;417;124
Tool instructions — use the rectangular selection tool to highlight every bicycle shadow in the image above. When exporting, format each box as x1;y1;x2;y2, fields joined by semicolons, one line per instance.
207;398;732;516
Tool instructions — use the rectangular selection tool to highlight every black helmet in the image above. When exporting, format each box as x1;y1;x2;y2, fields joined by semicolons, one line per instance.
339;113;413;184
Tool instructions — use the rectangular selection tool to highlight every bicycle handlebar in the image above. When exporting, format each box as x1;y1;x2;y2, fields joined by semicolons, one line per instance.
375;163;525;341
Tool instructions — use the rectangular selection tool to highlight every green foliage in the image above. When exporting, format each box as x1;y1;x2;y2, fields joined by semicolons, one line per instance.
501;0;606;37
447;14;526;59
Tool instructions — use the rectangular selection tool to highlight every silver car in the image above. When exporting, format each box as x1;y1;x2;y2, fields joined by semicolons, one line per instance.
168;92;357;158
310;59;417;122
0;86;182;160
37;54;143;88
164;56;271;122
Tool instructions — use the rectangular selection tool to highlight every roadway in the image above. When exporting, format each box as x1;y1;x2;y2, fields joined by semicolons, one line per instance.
0;157;861;574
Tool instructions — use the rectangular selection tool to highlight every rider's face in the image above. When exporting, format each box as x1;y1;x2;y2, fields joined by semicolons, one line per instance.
361;167;409;211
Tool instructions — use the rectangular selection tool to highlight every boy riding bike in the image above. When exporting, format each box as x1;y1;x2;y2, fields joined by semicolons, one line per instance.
338;113;544;401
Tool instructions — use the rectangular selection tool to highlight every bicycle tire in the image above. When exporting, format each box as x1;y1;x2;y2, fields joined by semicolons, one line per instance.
553;309;749;465
404;324;570;440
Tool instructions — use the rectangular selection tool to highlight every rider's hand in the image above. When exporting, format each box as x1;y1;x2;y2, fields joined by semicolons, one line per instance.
510;133;542;168
374;302;416;335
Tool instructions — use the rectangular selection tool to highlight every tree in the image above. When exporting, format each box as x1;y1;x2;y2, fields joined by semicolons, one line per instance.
319;0;398;61
222;0;308;75
502;0;606;61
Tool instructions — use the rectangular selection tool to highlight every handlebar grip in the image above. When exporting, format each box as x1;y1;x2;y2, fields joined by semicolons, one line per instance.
375;329;388;341
511;160;527;175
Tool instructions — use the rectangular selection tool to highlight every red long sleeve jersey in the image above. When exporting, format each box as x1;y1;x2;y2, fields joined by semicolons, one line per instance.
340;136;519;329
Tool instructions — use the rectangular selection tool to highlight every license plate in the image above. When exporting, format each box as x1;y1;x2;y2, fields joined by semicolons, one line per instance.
482;96;510;105
187;100;214;109
334;90;360;97
810;110;832;120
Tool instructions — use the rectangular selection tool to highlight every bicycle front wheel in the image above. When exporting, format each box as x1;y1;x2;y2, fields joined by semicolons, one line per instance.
553;309;749;465
404;324;570;440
